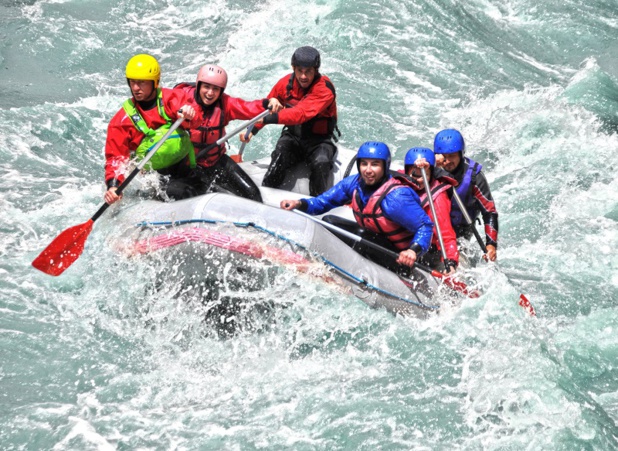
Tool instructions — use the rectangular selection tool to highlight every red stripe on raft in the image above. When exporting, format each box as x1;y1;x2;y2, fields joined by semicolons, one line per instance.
132;227;309;266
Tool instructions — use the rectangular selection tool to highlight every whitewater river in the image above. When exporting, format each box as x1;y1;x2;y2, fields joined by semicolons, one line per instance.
1;0;617;448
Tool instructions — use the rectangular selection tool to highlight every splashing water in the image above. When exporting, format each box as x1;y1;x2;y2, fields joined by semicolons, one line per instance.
1;0;617;448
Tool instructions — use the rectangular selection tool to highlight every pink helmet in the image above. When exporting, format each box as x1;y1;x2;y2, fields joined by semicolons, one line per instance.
196;64;228;89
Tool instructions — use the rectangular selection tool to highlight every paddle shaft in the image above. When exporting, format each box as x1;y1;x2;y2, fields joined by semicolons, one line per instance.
195;109;270;161
420;168;449;263
451;189;487;253
293;209;436;275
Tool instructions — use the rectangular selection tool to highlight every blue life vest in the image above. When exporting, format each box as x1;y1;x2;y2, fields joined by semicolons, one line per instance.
451;157;482;226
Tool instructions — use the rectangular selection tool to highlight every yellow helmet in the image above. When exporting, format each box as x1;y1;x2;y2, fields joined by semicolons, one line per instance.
125;54;160;88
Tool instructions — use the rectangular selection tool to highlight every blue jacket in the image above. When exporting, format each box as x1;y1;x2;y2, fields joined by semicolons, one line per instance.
303;174;434;254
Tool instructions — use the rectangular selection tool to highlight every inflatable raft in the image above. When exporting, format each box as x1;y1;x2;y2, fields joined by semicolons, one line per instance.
112;192;444;319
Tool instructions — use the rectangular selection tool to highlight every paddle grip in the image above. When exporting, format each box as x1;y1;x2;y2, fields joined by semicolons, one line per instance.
235;124;255;161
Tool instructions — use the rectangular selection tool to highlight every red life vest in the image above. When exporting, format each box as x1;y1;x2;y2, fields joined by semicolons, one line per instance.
284;73;338;139
418;178;453;209
351;176;415;251
175;82;226;167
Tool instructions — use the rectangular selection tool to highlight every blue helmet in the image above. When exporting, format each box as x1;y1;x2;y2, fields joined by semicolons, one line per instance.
434;129;465;155
404;147;436;168
356;141;391;172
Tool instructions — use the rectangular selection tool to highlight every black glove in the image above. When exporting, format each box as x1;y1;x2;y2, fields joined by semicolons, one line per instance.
444;259;457;273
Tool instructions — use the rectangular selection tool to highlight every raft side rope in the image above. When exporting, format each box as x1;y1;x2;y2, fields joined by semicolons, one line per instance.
135;219;440;311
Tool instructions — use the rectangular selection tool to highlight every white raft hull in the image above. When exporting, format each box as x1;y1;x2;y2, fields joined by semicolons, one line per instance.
111;192;443;318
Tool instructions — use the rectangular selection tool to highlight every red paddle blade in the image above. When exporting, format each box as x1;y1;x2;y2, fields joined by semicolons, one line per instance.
431;270;481;298
518;294;536;317
230;154;243;163
32;219;94;276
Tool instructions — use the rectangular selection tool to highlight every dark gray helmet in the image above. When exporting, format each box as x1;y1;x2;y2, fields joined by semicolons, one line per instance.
291;46;321;69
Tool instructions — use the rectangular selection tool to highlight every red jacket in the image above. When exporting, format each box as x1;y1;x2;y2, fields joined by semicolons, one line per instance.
254;72;337;137
177;84;268;167
104;88;197;185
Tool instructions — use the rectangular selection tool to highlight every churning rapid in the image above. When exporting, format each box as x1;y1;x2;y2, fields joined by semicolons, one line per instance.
1;0;617;448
